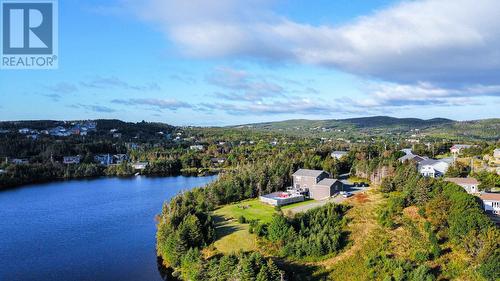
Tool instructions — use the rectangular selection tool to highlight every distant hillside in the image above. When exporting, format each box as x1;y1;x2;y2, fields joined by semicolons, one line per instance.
233;116;499;141
238;116;453;129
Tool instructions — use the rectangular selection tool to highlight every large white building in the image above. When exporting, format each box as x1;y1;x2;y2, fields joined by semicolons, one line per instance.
480;193;500;215
418;159;450;178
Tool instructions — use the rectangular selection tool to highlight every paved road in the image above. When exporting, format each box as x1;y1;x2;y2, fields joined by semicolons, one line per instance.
287;181;367;214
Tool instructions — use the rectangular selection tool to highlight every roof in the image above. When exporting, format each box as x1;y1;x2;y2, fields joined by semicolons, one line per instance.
451;144;472;149
444;177;479;186
315;178;339;187
399;154;427;163
401;148;413;155
331;151;348;155
480;193;500;201
293;169;326;178
439;157;455;164
419;159;442;166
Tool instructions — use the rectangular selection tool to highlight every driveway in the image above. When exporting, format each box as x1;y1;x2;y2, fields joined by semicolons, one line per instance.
287;180;367;214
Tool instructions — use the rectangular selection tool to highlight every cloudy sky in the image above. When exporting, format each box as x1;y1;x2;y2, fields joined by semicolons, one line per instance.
1;0;500;125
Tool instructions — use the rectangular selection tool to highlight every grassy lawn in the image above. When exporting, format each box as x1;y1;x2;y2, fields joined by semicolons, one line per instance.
211;198;275;254
281;198;315;211
214;198;276;223
212;218;258;254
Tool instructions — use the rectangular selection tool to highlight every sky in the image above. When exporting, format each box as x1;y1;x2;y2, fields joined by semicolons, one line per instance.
1;0;500;126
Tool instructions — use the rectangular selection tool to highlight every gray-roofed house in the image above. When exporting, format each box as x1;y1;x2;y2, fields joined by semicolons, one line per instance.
418;159;450;178
292;169;328;192
291;169;343;200
398;154;427;163
444;177;480;194
309;178;343;200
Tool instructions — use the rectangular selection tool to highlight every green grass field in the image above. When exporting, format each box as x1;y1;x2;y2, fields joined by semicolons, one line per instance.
211;199;275;254
212;219;258;254
213;198;276;223
211;197;322;254
281;198;315;210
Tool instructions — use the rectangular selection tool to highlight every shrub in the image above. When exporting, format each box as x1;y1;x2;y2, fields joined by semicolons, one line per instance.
238;215;247;224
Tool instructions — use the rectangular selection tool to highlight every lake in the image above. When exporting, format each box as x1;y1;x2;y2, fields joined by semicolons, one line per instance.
0;175;217;281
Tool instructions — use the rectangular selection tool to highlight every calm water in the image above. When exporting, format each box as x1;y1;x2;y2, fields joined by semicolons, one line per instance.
0;176;216;281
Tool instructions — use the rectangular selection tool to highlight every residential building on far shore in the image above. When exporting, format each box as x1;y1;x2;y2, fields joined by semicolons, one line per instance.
63;156;81;165
131;162;148;170
480;193;500;216
113;154;129;164
95;154;113;166
444;177;480;194
9;158;29;165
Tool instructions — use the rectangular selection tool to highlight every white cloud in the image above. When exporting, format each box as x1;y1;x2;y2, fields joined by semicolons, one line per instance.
111;98;192;110
342;82;500;108
123;0;500;86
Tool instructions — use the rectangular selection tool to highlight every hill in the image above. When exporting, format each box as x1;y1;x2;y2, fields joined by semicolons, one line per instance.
232;116;499;141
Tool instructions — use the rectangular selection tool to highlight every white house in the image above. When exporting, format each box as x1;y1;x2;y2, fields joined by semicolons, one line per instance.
95;154;113;166
418;159;450;178
10;158;29;165
331;151;348;160
444;177;480;194
190;145;204;151
113;154;129;164
131;162;148;170
63;156;81;165
494;148;500;160
480;193;500;215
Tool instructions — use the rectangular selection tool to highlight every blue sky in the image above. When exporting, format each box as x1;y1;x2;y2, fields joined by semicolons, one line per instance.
1;0;499;126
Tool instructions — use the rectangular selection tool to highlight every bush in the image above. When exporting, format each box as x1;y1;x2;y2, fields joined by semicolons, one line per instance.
238;215;247;224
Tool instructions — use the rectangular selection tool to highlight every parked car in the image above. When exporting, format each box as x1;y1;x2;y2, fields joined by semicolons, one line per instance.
342;192;353;198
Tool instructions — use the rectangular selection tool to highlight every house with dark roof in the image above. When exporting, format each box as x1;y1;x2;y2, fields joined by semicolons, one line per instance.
291;169;343;200
398;154;428;163
310;178;343;200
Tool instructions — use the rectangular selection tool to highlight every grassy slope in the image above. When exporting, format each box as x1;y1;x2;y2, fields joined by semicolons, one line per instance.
211;199;274;254
209;188;485;280
211;198;323;254
316;191;484;281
